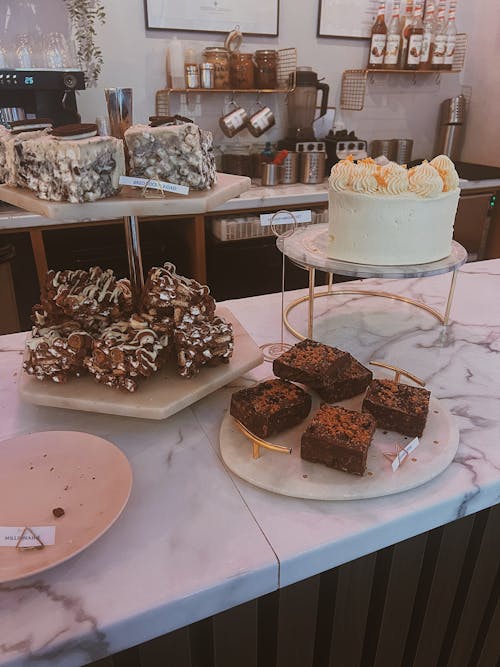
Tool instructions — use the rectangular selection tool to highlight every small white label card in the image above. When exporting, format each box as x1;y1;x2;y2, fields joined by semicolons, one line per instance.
260;210;312;227
0;526;56;547
391;437;420;473
119;175;189;196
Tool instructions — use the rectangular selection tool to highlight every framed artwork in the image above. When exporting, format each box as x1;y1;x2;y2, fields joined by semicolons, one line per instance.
145;0;280;36
318;0;379;39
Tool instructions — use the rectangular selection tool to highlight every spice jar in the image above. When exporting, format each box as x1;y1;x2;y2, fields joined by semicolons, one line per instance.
230;52;254;89
203;47;230;89
254;50;278;89
199;62;215;88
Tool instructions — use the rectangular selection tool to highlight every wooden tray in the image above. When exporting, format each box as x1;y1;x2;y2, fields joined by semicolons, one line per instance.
0;173;250;222
19;308;263;420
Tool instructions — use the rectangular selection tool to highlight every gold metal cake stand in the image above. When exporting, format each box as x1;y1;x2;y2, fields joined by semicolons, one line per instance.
277;225;468;341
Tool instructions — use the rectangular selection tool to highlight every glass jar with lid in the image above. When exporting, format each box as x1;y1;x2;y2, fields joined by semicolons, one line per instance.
203;47;230;89
254;50;278;89
230;52;254;89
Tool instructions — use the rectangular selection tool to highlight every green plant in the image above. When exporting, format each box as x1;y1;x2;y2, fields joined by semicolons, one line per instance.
63;0;106;87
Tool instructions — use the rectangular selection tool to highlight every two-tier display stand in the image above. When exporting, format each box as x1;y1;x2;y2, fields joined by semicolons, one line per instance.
0;174;250;304
276;224;468;341
0;175;267;421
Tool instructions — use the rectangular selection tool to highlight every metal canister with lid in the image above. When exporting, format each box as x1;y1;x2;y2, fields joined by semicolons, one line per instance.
185;65;200;89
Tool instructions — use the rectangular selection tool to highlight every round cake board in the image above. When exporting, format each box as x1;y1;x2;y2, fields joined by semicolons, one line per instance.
219;393;459;501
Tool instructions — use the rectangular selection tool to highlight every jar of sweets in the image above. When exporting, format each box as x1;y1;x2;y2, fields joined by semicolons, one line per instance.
254;50;278;89
230;52;254;89
203;47;230;89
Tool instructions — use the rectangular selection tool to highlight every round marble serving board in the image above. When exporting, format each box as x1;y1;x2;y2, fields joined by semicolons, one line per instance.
219;390;459;501
0;431;132;583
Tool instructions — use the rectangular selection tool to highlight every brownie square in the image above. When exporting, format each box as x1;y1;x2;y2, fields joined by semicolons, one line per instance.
317;356;373;402
272;339;350;389
301;404;376;476
230;379;312;438
362;379;431;437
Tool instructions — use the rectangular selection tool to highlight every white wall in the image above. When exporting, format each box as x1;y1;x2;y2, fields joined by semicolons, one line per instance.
71;0;493;163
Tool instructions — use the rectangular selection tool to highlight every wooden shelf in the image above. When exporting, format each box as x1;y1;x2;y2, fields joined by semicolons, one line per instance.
164;87;290;94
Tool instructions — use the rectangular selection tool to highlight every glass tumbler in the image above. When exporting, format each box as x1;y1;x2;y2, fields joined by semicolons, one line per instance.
43;32;70;69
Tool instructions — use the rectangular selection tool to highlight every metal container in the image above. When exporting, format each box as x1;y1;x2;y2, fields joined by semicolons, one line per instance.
435;95;467;160
104;88;133;140
185;64;200;89
440;95;467;125
370;139;396;161
392;138;414;165
261;163;283;186
199;62;215;89
300;151;326;184
281;152;299;184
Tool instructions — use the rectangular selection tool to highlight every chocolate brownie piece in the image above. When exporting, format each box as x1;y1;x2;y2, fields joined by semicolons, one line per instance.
273;339;350;389
230;379;312;438
317;356;373;402
362;379;430;437
174;315;233;378
301;404;376;476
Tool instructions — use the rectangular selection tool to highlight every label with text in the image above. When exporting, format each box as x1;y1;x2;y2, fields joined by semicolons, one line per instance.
392;437;420;472
260;210;312;227
119;176;189;196
0;526;56;547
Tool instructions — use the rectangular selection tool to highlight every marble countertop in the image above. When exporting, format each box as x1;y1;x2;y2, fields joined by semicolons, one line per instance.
1;178;499;231
1;259;500;666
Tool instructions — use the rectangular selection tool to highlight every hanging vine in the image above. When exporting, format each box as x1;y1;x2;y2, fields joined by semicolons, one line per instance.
63;0;106;87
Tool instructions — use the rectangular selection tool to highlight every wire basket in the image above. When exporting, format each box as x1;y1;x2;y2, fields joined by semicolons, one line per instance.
277;47;297;90
340;69;368;111
211;208;327;242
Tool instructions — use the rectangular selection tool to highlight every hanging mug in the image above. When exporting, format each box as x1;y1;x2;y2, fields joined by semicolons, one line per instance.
246;105;275;138
219;102;249;138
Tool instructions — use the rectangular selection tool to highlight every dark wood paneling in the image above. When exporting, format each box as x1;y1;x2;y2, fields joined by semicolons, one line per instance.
213;600;258;667
372;533;428;667
257;591;279;667
138;627;191;667
328;551;376;667
276;575;320;667
447;506;500;667
112;646;141;667
189;618;214;667
476;566;500;667
412;514;475;667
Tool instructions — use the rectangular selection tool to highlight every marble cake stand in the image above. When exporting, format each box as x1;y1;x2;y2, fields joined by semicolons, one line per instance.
277;224;468;340
0;173;250;303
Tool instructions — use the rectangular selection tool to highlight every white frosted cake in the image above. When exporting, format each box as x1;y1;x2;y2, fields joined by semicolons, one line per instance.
124;118;216;190
327;155;460;265
14;124;125;203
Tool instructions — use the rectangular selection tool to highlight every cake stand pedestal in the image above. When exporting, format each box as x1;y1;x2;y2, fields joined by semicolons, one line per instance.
277;224;468;341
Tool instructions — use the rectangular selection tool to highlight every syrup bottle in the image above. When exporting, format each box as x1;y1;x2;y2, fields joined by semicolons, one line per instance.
384;0;402;70
443;0;457;71
400;0;414;68
431;1;447;70
367;2;388;70
405;2;424;70
419;0;435;70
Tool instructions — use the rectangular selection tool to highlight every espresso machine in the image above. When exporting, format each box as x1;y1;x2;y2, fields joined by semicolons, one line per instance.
0;69;85;128
279;67;329;150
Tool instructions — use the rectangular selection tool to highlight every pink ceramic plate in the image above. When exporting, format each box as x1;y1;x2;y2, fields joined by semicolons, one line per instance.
0;431;132;583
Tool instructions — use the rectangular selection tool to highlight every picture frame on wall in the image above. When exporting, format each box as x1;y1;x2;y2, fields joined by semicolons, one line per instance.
145;0;280;36
317;0;379;39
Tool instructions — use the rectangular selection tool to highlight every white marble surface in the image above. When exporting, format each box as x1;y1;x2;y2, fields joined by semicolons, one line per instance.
2;261;500;665
195;260;500;587
0;343;277;667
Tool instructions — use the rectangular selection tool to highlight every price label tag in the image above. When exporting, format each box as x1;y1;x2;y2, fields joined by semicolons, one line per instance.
0;526;56;547
119;176;189;196
392;437;420;472
259;210;312;227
